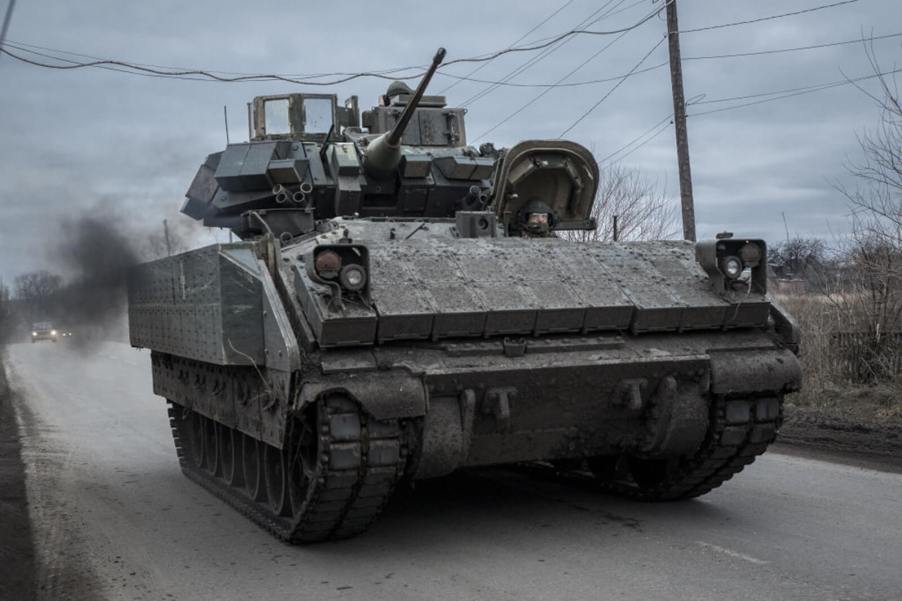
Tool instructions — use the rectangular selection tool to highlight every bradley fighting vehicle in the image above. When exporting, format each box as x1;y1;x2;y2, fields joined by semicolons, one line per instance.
128;49;801;543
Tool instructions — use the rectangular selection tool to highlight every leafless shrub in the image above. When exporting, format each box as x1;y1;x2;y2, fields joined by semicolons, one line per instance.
563;163;678;242
819;41;902;384
768;237;827;281
13;270;62;325
789;43;902;401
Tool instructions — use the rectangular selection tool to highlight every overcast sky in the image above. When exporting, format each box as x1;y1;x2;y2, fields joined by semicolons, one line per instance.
1;0;900;283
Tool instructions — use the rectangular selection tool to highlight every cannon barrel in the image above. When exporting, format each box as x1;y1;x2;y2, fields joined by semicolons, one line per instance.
364;47;446;179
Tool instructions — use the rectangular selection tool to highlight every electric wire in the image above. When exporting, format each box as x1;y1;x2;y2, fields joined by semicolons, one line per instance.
606;119;671;164
7;28;900;90
0;3;670;85
472;0;656;140
675;0;859;35
682;31;902;62
596;113;673;165
688;67;902;117
3;38;423;79
437;0;573;94
461;0;629;107
0;0;868;88
559;36;666;137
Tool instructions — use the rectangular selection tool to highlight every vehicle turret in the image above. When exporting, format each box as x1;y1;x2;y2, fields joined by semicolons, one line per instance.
363;47;446;180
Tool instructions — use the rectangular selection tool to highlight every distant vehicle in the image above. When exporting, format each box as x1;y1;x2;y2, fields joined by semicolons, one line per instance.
60;330;73;338
31;322;58;343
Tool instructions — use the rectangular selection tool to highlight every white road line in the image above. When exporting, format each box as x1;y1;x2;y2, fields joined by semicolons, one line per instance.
695;541;770;565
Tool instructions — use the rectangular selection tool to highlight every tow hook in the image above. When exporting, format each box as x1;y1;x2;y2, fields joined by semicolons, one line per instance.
483;387;516;432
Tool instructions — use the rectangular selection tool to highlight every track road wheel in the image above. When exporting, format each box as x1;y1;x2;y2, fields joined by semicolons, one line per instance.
203;417;220;476
264;443;292;517
187;411;206;469
282;395;407;543
242;434;266;502
165;397;407;543
218;423;242;487
287;403;319;515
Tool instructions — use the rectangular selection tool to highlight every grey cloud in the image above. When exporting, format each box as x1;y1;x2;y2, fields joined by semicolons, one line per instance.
1;0;900;281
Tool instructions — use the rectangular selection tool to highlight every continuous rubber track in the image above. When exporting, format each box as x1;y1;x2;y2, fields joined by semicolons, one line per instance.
590;395;783;501
167;396;407;543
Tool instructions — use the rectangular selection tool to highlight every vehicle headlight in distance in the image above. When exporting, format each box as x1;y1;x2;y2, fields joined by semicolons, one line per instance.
32;331;37;336
339;264;367;291
51;330;57;336
720;256;743;279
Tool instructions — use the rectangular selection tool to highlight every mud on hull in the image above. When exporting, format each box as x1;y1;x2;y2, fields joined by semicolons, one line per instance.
150;327;797;542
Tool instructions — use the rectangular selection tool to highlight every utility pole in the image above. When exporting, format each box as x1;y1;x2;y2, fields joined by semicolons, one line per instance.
665;0;696;242
0;0;17;52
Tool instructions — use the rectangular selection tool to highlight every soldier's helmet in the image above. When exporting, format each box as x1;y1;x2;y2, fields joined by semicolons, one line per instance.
517;199;556;236
382;81;415;105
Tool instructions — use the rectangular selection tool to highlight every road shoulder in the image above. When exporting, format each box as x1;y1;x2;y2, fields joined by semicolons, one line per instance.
777;403;902;473
0;351;37;601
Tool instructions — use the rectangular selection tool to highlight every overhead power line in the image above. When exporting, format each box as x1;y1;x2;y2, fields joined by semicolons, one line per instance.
597;115;674;166
559;36;667;137
446;1;670;66
676;0;859;35
437;0;574;94
601;66;902;167
0;0;865;88
474;25;643;141
0;4;670;85
682;31;902;62
461;0;635;107
6;28;901;90
688;67;902;117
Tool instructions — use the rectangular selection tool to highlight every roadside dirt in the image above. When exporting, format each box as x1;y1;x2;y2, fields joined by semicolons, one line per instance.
779;400;902;470
0;353;37;601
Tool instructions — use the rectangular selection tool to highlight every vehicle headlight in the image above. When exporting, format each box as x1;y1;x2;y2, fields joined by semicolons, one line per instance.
339;264;367;291
720;256;743;280
314;249;342;280
739;242;762;265
32;331;37;336
51;330;57;336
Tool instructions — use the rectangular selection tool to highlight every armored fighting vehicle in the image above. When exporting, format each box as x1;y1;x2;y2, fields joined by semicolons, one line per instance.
128;49;801;543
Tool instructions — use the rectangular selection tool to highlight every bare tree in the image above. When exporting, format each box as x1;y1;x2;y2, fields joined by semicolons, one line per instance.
768;237;827;280
563;163;678;242
822;42;902;382
14;270;62;323
837;41;902;244
14;270;62;304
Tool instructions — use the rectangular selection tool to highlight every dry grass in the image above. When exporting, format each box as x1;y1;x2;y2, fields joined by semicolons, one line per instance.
777;292;902;422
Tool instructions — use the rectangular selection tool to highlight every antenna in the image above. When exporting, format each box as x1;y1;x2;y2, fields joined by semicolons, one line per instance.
319;124;335;162
246;102;253;141
223;105;230;145
163;219;173;257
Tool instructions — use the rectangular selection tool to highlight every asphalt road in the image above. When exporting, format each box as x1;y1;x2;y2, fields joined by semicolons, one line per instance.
5;341;902;601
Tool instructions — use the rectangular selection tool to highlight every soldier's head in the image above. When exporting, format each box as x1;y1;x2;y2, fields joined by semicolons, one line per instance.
518;199;555;237
381;81;415;106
